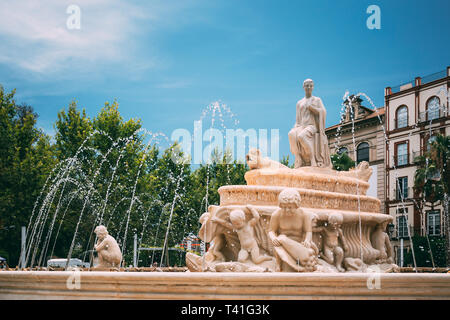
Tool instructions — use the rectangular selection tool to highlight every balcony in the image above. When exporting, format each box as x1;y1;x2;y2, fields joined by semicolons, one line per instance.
421;70;448;84
427;170;441;180
392;154;411;167
389;69;448;94
391;81;415;94
419;106;449;123
391;152;425;167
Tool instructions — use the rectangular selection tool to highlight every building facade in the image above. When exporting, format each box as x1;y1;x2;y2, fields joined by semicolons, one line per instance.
385;67;450;266
326;100;386;214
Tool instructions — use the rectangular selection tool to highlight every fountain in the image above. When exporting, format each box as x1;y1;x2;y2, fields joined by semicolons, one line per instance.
186;79;397;274
0;80;449;300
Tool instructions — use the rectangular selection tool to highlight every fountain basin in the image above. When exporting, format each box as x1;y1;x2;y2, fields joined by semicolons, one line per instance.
0;271;449;299
245;167;370;195
219;185;380;213
206;205;389;265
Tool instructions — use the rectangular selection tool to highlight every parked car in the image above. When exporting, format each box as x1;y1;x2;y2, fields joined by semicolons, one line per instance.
47;258;90;268
0;257;8;269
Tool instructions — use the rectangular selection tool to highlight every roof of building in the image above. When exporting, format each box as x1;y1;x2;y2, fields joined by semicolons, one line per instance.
326;106;385;132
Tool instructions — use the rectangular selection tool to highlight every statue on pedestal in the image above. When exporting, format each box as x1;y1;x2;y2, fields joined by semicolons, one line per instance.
315;213;348;272
371;221;395;264
268;188;317;272
93;225;122;268
212;205;272;265
288;79;331;168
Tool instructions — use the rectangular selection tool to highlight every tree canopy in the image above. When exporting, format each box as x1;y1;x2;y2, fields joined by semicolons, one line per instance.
0;86;56;263
414;134;450;267
330;151;355;171
0;86;250;267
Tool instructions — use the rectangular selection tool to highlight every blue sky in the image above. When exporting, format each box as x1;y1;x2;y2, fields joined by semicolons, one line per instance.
1;0;449;161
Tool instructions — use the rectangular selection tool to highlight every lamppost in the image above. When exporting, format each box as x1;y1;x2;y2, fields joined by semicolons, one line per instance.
388;223;395;239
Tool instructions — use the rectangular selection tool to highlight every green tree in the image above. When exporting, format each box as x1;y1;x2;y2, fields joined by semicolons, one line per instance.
280;155;294;168
330;151;355;171
54;101;93;160
3;90;279;268
47;100;150;266
414;134;450;267
404;235;446;267
190;148;247;214
0;86;56;265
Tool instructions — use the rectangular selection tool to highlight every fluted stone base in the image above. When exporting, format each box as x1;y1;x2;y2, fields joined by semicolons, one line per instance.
218;185;380;213
1;271;449;300
209;166;389;268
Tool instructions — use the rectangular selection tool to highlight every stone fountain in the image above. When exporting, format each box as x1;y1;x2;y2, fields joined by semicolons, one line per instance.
1;79;449;300
186;79;396;274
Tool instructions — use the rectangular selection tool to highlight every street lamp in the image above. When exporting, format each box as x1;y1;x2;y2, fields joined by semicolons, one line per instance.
388;223;395;238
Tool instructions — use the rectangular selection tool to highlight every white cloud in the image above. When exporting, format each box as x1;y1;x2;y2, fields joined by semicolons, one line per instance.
0;0;187;74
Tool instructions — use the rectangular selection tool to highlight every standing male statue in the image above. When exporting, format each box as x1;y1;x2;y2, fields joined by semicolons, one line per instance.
288;79;331;168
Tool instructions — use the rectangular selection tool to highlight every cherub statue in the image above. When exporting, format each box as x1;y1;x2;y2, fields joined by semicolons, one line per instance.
94;225;122;268
198;211;226;262
212;205;272;264
371;220;394;264
268;188;317;272
315;213;348;272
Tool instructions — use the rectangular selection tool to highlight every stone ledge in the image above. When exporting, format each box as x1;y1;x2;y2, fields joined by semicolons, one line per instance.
244;168;370;195
218;185;380;212
1;271;449;300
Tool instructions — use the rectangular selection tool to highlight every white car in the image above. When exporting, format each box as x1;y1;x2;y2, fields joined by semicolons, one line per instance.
47;258;90;268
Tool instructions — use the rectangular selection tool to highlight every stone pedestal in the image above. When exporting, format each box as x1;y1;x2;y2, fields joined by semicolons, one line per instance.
1;271;449;299
188;165;395;272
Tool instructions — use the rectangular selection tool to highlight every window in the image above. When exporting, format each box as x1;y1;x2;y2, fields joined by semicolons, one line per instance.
427;211;441;236
427;96;440;121
396;106;408;129
356;142;369;163
396;142;408;166
337;147;348;155
396;177;408;200
396;215;409;238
